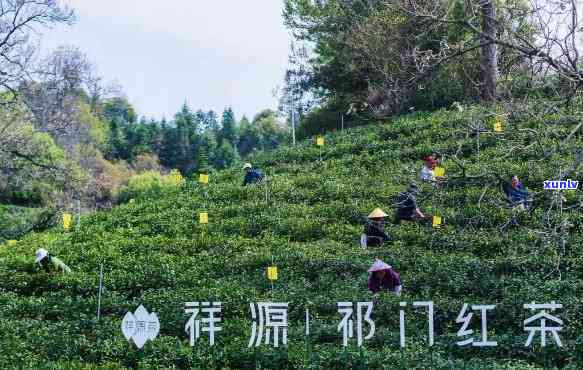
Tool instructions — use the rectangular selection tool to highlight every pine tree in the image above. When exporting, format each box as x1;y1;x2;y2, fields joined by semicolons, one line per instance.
198;131;217;173
237;115;260;157
173;102;201;175
213;141;239;169
105;118;129;160
219;107;237;146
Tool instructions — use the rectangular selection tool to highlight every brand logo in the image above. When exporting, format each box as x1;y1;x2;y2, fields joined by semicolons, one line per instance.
543;179;579;190
121;305;160;348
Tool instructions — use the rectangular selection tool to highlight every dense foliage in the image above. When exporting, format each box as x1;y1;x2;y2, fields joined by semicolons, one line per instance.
0;103;581;368
104;101;288;175
1;52;289;241
281;0;539;133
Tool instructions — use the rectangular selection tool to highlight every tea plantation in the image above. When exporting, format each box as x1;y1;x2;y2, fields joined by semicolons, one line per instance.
1;106;582;369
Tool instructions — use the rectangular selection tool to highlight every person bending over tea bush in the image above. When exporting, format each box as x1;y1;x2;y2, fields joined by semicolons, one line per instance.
35;248;71;274
394;183;427;224
419;155;444;187
503;175;530;210
361;208;391;248
242;162;264;186
367;259;402;303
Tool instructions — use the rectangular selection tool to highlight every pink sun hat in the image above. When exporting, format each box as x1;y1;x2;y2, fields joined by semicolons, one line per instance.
368;259;391;273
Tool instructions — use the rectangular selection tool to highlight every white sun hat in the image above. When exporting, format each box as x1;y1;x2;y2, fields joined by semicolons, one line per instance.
368;259;391;273
35;248;49;263
243;163;252;169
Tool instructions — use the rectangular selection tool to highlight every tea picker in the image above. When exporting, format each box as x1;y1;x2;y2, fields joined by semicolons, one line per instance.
393;183;426;224
419;155;445;187
242;163;264;186
35;248;71;274
361;208;391;249
503;175;529;210
419;156;437;183
367;259;402;303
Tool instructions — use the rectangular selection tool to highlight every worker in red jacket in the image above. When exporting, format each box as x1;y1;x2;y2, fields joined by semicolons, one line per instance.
367;259;402;302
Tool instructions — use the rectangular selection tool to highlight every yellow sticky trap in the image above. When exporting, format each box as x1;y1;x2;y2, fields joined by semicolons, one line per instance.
493;120;503;132
267;266;278;281
170;169;184;185
63;213;72;231
316;137;324;146
199;174;209;184
432;216;442;228
199;212;208;224
7;240;17;247
434;166;445;177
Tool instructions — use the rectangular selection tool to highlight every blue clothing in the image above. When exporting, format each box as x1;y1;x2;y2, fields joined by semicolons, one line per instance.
505;182;528;206
243;169;264;186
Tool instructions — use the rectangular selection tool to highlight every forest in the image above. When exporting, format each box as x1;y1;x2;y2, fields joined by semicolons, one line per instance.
0;2;289;241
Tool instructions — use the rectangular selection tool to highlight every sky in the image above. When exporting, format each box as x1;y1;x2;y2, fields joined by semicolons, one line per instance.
40;0;291;121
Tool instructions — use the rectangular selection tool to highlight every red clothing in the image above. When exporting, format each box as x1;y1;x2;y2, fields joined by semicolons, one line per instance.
367;268;401;293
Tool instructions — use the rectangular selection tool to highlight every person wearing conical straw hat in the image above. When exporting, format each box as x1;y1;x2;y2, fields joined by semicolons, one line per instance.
361;208;391;248
34;248;71;274
367;259;402;301
242;162;264;186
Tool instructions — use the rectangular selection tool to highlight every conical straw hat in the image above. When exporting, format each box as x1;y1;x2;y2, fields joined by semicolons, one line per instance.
368;208;387;218
368;259;391;272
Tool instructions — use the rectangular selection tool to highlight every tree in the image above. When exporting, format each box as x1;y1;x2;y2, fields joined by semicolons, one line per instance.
102;97;138;161
283;0;573;121
105;118;127;160
0;0;77;207
21;46;97;152
213;141;239;169
159;118;178;169
237;115;260;157
198;110;219;133
198;130;217;172
479;0;498;102
0;1;74;100
238;110;287;157
173;103;199;175
102;97;137;124
219;107;237;146
396;0;583;102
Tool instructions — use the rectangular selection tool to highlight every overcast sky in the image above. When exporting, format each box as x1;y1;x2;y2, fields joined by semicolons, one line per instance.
40;0;290;121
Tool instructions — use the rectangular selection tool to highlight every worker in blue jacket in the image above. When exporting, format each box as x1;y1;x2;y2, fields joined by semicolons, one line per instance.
504;175;529;209
242;163;264;186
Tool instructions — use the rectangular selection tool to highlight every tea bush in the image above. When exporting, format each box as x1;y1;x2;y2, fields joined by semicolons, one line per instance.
0;104;582;368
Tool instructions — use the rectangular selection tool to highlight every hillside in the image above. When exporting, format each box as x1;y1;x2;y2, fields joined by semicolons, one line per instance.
1;105;582;369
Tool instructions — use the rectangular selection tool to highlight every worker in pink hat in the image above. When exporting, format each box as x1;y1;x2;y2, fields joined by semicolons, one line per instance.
367;259;402;301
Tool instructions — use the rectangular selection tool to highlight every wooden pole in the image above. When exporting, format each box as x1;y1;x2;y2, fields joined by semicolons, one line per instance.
97;263;104;321
76;198;81;231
